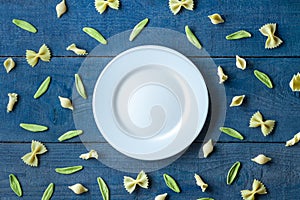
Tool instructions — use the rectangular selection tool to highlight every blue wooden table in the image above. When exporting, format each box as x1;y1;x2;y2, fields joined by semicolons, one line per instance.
1;0;300;199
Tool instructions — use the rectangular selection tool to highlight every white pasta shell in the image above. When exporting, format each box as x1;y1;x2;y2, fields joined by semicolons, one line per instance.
236;55;246;70
289;72;300;91
155;193;168;200
208;13;224;24
68;183;88;194
230;95;245;107
194;173;208;192
3;57;15;73
7;93;18;112
217;66;228;84
251;154;272;165
285;132;300;147
56;0;67;18
58;96;73;110
202;139;214;158
79;149;98;160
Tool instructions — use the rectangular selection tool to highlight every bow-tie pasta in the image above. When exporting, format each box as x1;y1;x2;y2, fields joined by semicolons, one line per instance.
169;0;194;15
259;23;283;49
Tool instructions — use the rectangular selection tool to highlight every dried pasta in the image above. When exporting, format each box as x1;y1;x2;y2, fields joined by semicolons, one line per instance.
155;193;168;200
217;66;228;84
236;55;246;70
208;13;224;24
202;139;214;158
251;154;271;165
95;0;119;14
289;72;300;91
56;0;67;18
7;93;18;112
249;111;275;136
66;44;87;55
68;183;88;194
285;132;300;147
3;57;15;73
241;179;267;200
123;170;148;194
79;150;98;160
259;23;283;49
21;140;47;167
194;174;208;192
26;44;51;67
230;95;245;107
58;96;73;110
169;0;194;15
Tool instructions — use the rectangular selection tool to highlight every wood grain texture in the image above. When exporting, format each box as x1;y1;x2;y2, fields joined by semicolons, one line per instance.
0;142;299;199
0;0;299;56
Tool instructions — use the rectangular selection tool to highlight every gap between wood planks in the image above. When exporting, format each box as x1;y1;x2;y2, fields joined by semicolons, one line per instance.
1;56;300;58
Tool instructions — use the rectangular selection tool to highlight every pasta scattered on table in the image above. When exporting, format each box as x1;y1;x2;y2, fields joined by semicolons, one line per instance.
169;0;194;15
7;93;18;112
68;183;88;194
3;57;15;73
21;140;47;167
208;13;224;24
217;66;228;84
194;174;208;192
251;154;272;165
202;139;214;158
241;179;267;200
124;170;149;194
95;0;120;14
155;193;168;200
58;96;73;110
66;44;87;55
285;132;300;147
79;150;99;160
249;111;275;136
259;23;283;49
289;72;300;91
56;0;67;18
236;55;246;70
26;44;51;67
230;95;245;107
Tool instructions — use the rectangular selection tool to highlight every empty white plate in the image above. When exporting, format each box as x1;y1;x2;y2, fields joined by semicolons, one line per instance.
93;45;209;160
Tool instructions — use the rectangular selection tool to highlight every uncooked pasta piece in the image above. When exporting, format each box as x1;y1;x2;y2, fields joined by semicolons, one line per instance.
169;0;193;15
82;27;107;44
254;70;273;88
95;0;119;14
7;93;18;112
197;198;214;200
219;127;244;140
58;96;73;110
58;130;83;142
208;13;224;24
66;44;87;55
55;165;83;174
3;57;15;73
251;154;271;165
124;170;149;194
227;161;241;185
241;179;267;200
75;74;87;99
79;149;99;160
155;193;168;200
185;25;202;49
41;183;54;200
34;76;51;99
9;174;22;197
56;0;67;18
20;123;48;132
230;95;245;107
285;132;300;147
289;72;300;91
68;183;88;194
217;66;228;84
249;111;275;136
26;44;51;67
226;30;251;40
236;55;246;70
12;19;37;33
129;18;149;42
163;173;180;193
202;139;214;158
259;23;283;49
194;174;208;192
97;177;109;200
21;140;47;167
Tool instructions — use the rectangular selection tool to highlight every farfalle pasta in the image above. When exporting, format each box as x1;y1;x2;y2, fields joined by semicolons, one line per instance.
241;179;267;200
259;23;283;49
26;44;51;67
249;111;275;136
21;140;47;167
123;170;148;194
95;0;119;14
169;0;194;15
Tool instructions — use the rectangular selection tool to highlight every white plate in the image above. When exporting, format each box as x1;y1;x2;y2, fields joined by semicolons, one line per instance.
93;45;209;160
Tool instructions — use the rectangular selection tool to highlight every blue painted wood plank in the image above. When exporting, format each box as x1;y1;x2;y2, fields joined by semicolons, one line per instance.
0;142;299;199
0;57;299;143
0;0;299;56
